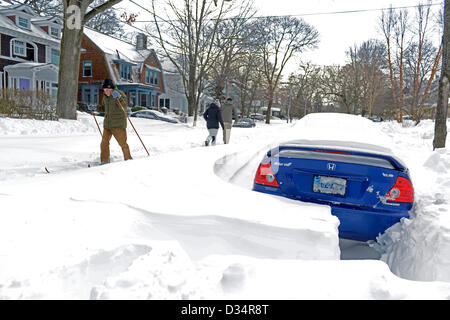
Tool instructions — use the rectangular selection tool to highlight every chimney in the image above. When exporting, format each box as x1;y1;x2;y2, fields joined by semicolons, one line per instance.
136;33;148;50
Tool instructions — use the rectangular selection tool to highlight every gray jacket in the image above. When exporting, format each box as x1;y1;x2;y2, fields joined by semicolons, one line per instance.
221;101;234;123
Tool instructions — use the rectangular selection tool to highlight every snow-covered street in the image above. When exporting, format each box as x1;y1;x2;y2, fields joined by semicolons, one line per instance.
0;112;450;299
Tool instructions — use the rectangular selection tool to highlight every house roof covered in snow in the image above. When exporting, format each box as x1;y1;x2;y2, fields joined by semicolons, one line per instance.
0;1;61;45
83;27;164;91
83;27;154;65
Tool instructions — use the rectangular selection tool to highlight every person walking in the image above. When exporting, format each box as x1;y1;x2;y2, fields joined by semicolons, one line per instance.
203;102;224;146
221;97;235;144
99;78;133;164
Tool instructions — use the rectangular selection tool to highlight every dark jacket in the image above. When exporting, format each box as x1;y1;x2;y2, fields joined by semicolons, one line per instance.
102;90;128;129
203;103;224;130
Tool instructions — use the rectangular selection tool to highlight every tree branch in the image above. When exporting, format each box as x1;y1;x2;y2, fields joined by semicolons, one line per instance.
84;0;122;23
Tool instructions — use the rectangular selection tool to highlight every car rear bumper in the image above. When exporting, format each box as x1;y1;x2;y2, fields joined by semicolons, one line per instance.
253;184;409;242
331;206;408;242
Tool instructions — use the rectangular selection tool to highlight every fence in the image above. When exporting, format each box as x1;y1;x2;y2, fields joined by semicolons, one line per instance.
0;89;57;121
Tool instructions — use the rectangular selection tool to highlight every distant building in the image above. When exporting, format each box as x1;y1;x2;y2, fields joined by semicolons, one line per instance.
78;28;165;109
0;0;62;101
158;59;214;115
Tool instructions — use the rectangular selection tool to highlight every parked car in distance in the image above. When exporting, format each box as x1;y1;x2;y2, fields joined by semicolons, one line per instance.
130;110;178;123
367;115;383;122
253;139;414;242
250;113;265;121
233;118;256;128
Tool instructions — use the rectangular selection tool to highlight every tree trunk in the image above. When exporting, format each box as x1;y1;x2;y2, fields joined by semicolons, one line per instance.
386;40;399;122
434;75;449;149
433;0;450;150
416;45;442;125
265;89;273;124
57;2;85;120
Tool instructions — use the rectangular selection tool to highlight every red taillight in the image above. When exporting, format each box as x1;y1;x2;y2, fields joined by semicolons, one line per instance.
314;149;352;155
254;162;279;187
386;176;414;203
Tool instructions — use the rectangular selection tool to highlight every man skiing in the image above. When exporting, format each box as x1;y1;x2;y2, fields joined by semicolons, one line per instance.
203;102;224;146
99;78;132;164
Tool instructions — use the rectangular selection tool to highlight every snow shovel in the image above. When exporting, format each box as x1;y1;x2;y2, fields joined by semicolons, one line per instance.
115;96;150;156
87;104;102;137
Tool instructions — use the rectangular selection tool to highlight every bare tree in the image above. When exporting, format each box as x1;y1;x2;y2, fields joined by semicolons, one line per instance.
434;0;449;149
149;0;230;124
209;1;255;102
57;0;123;120
380;6;399;121
251;16;319;124
289;62;322;118
21;0;62;16
348;40;387;116
395;8;408;121
232;50;264;117
411;1;433;117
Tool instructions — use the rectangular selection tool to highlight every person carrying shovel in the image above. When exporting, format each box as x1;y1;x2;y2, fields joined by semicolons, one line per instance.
99;78;133;164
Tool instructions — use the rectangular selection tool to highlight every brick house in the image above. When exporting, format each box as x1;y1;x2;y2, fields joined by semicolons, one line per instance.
78;27;165;109
0;0;61;100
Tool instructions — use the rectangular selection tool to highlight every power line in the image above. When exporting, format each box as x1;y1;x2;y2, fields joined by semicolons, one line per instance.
125;0;443;23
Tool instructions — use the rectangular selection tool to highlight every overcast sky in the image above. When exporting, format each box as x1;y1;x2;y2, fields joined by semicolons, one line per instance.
121;0;443;75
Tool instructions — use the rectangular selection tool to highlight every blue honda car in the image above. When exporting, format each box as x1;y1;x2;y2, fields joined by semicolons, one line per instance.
253;139;414;241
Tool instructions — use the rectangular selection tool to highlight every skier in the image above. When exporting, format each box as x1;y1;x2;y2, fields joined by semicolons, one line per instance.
203;102;224;146
99;78;133;164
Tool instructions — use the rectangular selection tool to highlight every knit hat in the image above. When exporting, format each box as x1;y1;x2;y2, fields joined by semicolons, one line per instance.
102;78;115;89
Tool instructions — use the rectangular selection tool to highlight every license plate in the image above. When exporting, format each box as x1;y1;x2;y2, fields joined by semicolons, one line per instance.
313;175;347;196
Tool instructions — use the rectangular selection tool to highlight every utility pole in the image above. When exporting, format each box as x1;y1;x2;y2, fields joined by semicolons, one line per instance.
433;0;449;149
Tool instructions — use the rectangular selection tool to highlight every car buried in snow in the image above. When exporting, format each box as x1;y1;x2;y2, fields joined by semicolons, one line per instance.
130;110;178;124
252;139;414;242
233;118;256;128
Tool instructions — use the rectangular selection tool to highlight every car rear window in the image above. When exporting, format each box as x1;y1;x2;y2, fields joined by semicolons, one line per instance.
278;149;395;169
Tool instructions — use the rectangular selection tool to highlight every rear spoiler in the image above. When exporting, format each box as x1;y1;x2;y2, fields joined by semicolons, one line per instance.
268;144;408;172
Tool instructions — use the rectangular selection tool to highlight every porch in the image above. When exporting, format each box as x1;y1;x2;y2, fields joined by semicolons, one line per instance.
3;62;59;103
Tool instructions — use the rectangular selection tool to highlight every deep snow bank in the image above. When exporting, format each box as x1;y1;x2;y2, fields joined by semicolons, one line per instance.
373;147;450;281
371;120;450;282
0;139;339;299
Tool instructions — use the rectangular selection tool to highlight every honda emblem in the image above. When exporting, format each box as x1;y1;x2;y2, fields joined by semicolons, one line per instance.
327;163;336;171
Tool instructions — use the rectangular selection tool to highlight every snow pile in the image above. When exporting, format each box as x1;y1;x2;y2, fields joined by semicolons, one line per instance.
283;113;395;151
87;249;450;300
0;117;341;299
2;113;450;299
0;112;99;136
372;120;450;282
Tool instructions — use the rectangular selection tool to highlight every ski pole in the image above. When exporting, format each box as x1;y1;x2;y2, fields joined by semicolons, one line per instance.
91;111;102;136
88;104;102;137
115;97;150;156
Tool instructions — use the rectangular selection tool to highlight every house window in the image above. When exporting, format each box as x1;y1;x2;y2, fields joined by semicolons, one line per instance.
145;68;150;84
145;68;159;85
13;40;26;56
51;48;60;66
159;98;170;108
18;16;30;29
120;64;131;80
50;27;60;38
83;61;92;77
141;93;147;107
